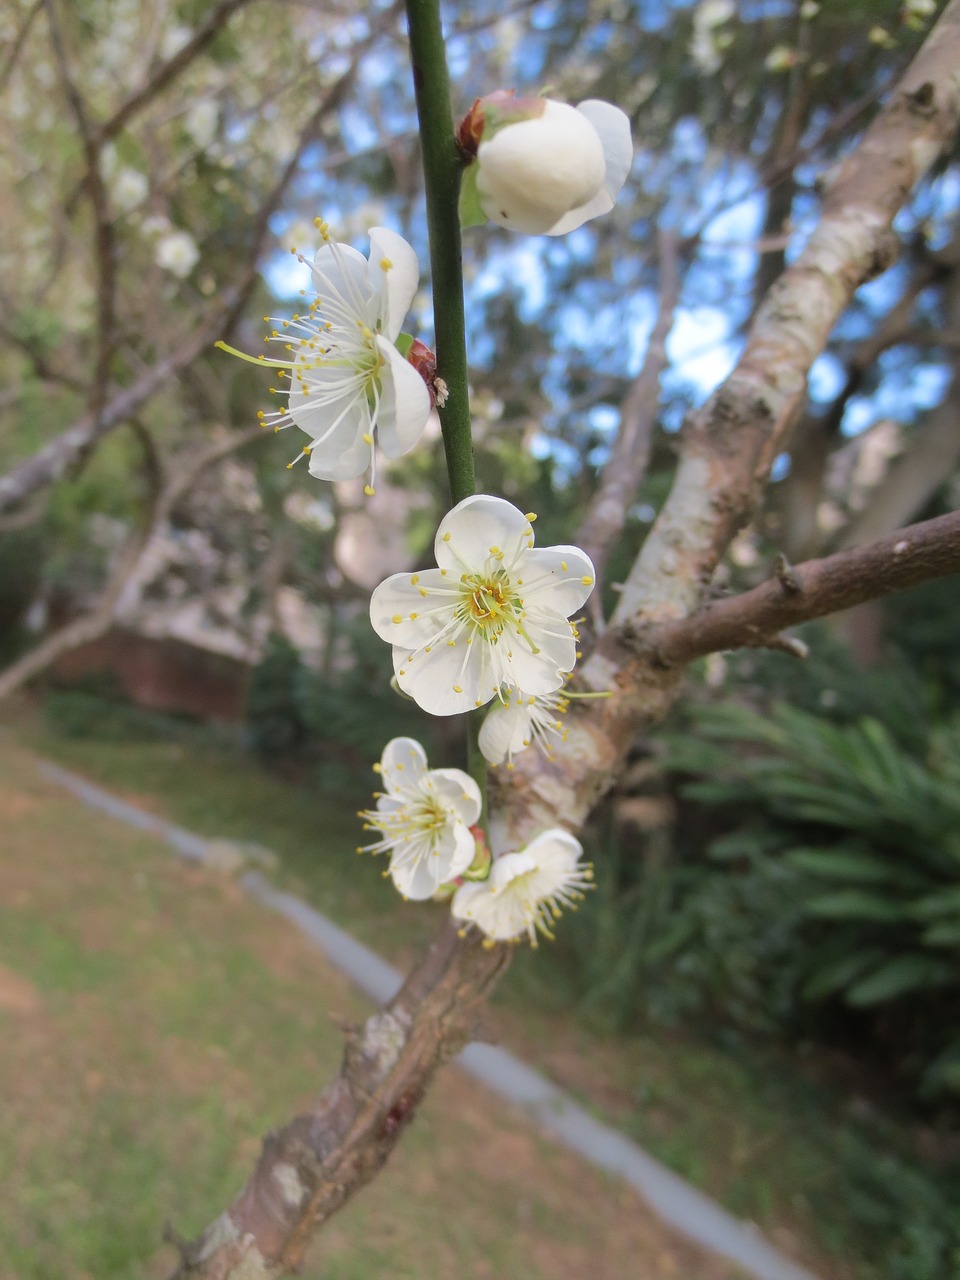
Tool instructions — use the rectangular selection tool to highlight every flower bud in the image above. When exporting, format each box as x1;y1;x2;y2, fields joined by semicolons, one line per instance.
458;92;632;236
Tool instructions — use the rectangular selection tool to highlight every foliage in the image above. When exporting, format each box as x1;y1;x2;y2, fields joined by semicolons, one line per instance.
245;616;441;780
244;632;308;759
664;700;960;1099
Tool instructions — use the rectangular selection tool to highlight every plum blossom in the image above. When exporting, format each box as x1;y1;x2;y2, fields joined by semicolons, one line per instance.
369;495;595;717
218;222;431;495
478;686;569;766
155;230;200;278
451;829;593;947
458;92;632;236
358;737;482;900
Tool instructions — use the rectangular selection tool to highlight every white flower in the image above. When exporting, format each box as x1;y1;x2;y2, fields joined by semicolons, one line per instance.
451;829;593;946
227;222;431;495
184;100;218;149
109;167;148;212
697;0;735;26
478;686;569;766
459;93;632;236
155;230;200;278
358;737;482;900
369;495;595;717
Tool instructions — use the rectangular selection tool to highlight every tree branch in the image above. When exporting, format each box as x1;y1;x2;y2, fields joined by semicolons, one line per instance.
93;0;256;150
0;301;235;516
0;425;261;704
613;4;960;628
575;228;682;594
45;0;119;430
641;510;960;667
168;922;508;1279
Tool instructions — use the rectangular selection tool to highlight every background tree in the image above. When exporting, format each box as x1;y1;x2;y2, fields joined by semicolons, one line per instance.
2;1;960;1277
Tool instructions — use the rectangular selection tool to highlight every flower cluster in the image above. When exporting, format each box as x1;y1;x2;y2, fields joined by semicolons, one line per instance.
219;87;631;947
359;742;593;945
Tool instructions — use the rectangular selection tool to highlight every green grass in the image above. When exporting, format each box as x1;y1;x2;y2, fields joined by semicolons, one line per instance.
0;736;741;1280
8;696;960;1279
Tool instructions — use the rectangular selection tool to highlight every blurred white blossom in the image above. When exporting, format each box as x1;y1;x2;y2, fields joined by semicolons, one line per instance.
154;231;200;278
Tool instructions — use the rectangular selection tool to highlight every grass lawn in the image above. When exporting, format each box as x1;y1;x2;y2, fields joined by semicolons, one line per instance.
0;737;746;1280
6;693;959;1279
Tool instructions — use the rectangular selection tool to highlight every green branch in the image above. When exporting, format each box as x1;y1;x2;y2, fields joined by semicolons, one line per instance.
405;0;488;825
404;0;475;506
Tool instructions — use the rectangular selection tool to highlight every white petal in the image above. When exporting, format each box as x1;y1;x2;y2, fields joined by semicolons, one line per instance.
516;830;585;903
380;737;428;794
369;570;450;648
375;336;432;458
498;623;572;692
429;769;482;825
367;227;420;341
434;495;534;574
517;545;596;615
544;101;632;235
575;100;633;199
476;101;605;235
394;638;494;716
311;242;372;314
392;821;474;900
478;701;534;765
307;428;370;481
545;188;615;236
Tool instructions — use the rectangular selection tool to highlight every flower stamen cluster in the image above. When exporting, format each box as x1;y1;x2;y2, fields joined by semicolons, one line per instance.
357;737;481;900
370;495;595;716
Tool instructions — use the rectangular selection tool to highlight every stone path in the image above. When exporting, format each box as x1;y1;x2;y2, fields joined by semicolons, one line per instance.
38;758;820;1280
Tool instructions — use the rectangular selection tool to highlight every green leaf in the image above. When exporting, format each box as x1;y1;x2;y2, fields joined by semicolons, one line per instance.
785;848;909;885
922;921;960;947
846;954;952;1006
801;948;888;1001
911;885;960;919
458;163;487;229
804;891;906;923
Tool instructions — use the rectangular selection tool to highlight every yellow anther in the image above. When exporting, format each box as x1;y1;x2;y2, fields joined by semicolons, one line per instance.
561;561;568;571
525;512;537;521
392;614;403;624
364;484;376;496
442;532;451;541
581;575;593;586
453;685;463;693
411;574;420;585
362;432;373;445
380;257;393;270
409;612;418;620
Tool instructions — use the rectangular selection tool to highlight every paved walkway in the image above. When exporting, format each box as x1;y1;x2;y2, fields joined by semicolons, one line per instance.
38;758;820;1280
